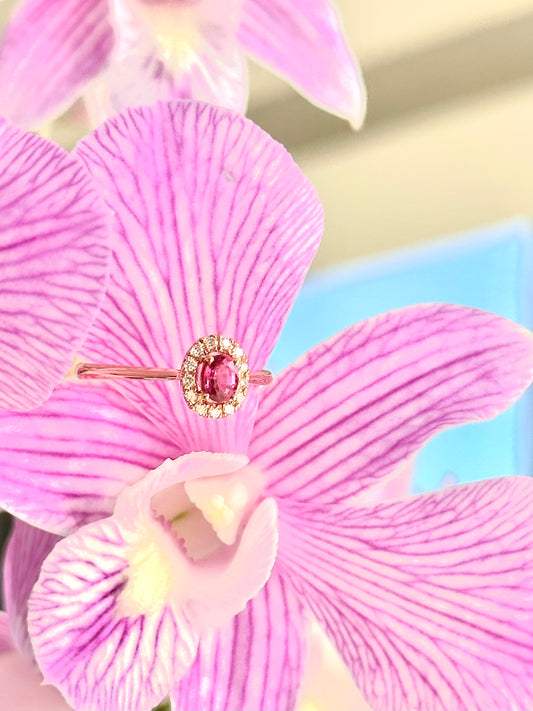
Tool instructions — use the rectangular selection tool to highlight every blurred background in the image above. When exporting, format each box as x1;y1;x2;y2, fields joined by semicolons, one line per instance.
248;0;533;268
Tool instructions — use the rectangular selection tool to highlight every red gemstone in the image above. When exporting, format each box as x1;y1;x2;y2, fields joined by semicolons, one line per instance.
197;353;239;404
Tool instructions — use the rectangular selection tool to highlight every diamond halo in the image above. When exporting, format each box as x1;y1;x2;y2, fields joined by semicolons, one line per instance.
180;335;250;418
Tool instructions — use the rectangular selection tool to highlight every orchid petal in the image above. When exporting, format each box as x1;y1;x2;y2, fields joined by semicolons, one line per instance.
0;121;110;411
0;0;114;127
101;0;247;117
251;304;533;504
0;612;14;655
172;571;305;711
28;515;198;711
115;451;250;515
0;531;69;710
0;382;178;534
278;477;533;711
183;497;278;629
362;457;416;504
114;452;278;630
239;0;366;127
75;101;323;452
3;519;60;661
29;456;278;711
0;647;70;711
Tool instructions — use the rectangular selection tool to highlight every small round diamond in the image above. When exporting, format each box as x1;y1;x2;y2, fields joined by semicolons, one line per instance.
190;343;205;358
182;374;195;389
184;359;197;373
203;336;218;351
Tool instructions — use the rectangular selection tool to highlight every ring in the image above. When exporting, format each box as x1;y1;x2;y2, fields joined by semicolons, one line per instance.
76;335;272;418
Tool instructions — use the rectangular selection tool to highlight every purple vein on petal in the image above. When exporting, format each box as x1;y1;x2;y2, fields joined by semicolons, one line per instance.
0;382;179;534
172;571;305;711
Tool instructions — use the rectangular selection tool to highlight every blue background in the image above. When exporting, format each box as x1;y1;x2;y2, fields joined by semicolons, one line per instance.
268;219;533;493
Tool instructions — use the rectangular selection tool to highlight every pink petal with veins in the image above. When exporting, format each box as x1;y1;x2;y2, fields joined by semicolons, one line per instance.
0;120;109;411
0;0;113;127
75;101;322;452
0;382;179;534
278;476;533;711
172;571;305;711
3;519;60;660
251;304;533;504
0;541;70;711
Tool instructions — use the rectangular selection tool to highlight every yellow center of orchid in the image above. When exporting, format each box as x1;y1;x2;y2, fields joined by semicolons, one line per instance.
156;29;200;69
185;479;253;546
120;534;174;616
130;0;203;69
204;494;235;528
118;460;266;613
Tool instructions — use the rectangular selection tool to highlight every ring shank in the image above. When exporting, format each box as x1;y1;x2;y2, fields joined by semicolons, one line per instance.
76;363;273;385
76;363;179;380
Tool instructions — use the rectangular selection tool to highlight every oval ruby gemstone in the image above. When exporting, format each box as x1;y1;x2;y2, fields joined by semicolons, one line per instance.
197;353;239;404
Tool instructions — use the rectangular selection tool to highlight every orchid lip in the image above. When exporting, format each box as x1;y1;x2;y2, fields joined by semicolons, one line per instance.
149;460;265;560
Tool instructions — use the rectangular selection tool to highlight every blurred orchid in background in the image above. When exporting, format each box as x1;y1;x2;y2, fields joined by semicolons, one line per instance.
1;101;533;711
0;118;109;411
0;522;69;711
0;0;365;130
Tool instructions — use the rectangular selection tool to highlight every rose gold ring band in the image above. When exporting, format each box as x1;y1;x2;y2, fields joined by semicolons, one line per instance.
74;335;272;419
76;363;273;385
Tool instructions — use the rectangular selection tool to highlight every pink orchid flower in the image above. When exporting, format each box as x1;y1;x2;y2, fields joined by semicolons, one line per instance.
0;0;365;130
1;102;533;711
0;521;70;711
0;117;109;411
0;517;366;711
